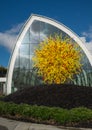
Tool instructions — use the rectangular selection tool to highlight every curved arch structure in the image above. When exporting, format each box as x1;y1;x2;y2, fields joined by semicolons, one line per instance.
6;14;92;94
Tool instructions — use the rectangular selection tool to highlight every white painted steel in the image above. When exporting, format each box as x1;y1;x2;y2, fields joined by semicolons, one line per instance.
0;77;6;82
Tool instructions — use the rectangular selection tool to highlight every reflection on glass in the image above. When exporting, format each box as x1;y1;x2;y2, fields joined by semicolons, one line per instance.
12;19;92;92
22;29;30;44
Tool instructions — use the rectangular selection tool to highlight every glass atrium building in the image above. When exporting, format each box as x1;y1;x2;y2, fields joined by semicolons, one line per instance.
6;14;92;94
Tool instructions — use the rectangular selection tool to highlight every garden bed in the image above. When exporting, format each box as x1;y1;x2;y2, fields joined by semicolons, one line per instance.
2;84;92;109
1;84;92;128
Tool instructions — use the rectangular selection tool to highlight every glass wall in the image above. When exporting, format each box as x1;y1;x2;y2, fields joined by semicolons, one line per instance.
12;20;92;91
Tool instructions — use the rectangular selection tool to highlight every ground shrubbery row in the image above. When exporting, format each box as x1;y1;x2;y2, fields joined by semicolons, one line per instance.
0;101;92;127
1;84;92;127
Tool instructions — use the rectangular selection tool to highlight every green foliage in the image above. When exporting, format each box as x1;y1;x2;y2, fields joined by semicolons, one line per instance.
0;101;92;125
70;107;92;122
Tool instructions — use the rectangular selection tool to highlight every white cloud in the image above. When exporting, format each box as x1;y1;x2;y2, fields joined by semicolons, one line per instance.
80;37;92;55
82;26;92;39
81;26;92;55
0;23;23;51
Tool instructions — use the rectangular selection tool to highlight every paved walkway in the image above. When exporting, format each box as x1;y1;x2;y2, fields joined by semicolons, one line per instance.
0;117;92;130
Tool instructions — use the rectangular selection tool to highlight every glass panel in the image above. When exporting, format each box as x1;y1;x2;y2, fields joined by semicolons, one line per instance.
30;20;40;43
19;44;29;55
39;21;66;39
22;29;30;44
30;43;38;55
19;44;30;69
14;54;19;68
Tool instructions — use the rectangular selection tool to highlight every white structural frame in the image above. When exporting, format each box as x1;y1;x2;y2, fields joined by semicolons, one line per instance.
6;14;92;94
0;77;6;82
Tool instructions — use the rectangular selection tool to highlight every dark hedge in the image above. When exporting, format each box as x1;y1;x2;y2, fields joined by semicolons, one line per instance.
2;84;92;109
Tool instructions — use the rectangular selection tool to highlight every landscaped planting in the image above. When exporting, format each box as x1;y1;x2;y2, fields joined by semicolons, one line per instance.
1;84;92;128
2;84;92;109
0;101;92;128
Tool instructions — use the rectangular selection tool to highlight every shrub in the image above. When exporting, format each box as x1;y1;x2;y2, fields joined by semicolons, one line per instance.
70;107;92;122
3;84;92;109
0;101;92;127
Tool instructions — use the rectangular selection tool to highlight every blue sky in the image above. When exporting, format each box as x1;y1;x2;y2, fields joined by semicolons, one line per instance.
0;0;92;67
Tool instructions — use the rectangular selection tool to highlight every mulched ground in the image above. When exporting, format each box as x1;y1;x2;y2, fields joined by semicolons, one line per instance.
2;84;92;109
